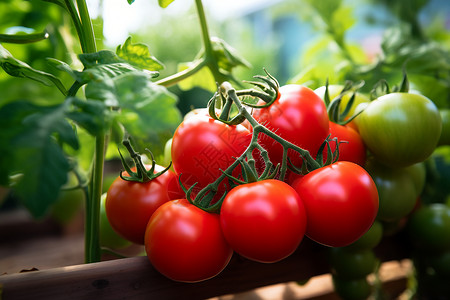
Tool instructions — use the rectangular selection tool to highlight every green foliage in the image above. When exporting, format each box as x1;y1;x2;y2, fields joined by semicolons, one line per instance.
116;37;164;71
158;0;175;8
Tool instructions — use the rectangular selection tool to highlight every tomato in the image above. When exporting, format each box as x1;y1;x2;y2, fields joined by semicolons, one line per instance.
171;114;251;194
105;165;183;245
429;251;450;277
252;84;329;168
99;193;132;249
329;248;378;279
365;158;423;221
220;179;307;263
355;92;442;167
332;276;372;300
291;161;379;247
438;109;450;146
346;220;383;251
408;203;450;253
326;121;366;166
145;199;232;282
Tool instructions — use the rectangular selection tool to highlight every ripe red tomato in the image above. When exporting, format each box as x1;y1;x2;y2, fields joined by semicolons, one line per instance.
220;179;307;263
145;199;233;282
252;84;330;168
291;161;379;247
171;114;251;194
105;165;183;245
326;121;366;166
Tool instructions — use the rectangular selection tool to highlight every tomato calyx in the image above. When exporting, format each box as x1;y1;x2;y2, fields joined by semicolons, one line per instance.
118;135;171;183
324;80;365;125
370;71;410;99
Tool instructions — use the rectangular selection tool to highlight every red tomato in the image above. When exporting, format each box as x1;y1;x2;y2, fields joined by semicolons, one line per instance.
145;199;233;282
291;162;379;247
326;121;367;166
105;165;183;245
252;84;329;168
220;179;307;263
171;114;251;194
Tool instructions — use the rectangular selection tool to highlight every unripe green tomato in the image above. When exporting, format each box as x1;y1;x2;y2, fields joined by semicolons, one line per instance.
356;92;442;168
429;251;450;277
332;275;372;300
329;248;378;279
438;109;450;146
408;203;450;253
346;220;383;251
365;158;420;221
100;193;132;249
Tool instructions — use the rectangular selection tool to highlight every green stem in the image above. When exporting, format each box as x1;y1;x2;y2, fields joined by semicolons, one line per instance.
64;0;86;52
76;0;97;53
194;0;227;84
155;58;206;87
0;31;49;44
69;0;101;263
85;133;105;263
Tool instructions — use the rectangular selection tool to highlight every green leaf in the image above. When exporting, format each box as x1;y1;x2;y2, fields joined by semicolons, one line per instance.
0;44;67;95
177;61;217;92
210;37;251;74
158;0;175;8
116;36;164;71
0;100;78;218
86;71;182;156
66;97;113;136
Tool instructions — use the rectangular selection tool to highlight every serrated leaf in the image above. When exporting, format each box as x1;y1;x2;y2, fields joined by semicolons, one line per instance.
86;71;182;156
77;50;159;82
158;0;175;8
127;0;135;4
116;37;164;71
0;44;67;95
66;97;113;136
0;101;78;218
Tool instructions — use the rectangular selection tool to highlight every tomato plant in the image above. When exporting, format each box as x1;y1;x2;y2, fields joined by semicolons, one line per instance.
105;165;183;245
144;199;233;283
252;84;329;168
355;92;442;167
220;179;307;263
171;114;251;194
291;161;379;247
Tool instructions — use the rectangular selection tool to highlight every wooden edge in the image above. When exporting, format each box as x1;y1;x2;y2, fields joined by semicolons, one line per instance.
0;234;411;300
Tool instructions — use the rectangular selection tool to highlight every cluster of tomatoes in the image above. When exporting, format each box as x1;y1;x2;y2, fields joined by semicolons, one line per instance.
103;78;444;289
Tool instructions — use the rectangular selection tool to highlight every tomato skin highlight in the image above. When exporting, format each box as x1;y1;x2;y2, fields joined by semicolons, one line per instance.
252;84;330;168
145;199;233;283
220;179;307;263
292;162;379;247
105;166;183;245
171;115;251;193
355;92;442;167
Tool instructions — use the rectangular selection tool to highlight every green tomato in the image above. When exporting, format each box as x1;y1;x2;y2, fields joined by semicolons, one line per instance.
365;158;421;221
100;193;132;249
356;92;442;168
408;203;450;253
346;220;383;251
330;248;378;279
429;251;450;277
314;84;370;117
438;109;450;146
332;275;372;300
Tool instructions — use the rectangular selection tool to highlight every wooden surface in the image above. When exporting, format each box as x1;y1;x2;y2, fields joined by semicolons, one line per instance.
0;209;412;300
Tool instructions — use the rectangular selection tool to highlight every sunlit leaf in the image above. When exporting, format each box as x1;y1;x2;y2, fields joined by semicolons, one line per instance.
116;36;164;71
177;61;217;92
158;0;175;8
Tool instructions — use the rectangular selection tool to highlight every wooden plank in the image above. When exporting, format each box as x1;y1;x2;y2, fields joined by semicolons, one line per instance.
0;235;410;300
